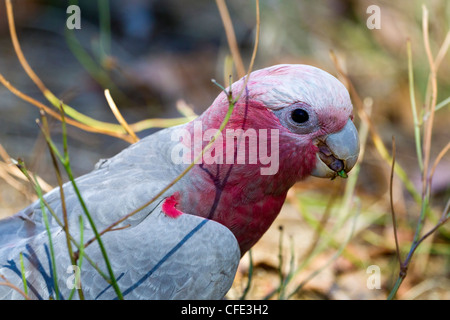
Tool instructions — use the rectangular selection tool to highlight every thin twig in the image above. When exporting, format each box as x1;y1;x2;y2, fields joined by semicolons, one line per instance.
0;146;53;193
104;89;139;143
5;0;47;93
40;109;85;300
0;275;30;300
389;136;403;267
406;40;423;171
415;200;450;249
434;30;450;70
240;250;253;300
0;161;37;201
19;252;28;296
235;0;260;101
421;5;437;197
434;96;450;112
401;199;450;276
176;100;198;118
427;142;450;197
277;226;285;299
215;0;246;78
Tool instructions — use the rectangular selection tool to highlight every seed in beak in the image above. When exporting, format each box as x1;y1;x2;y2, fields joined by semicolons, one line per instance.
337;170;348;179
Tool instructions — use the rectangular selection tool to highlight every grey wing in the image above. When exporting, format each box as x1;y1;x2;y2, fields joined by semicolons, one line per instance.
0;126;240;299
0;204;240;299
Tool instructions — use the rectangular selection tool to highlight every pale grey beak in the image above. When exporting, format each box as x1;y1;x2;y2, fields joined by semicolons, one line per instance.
311;119;360;179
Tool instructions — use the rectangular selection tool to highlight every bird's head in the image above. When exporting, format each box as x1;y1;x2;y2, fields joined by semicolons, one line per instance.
206;64;360;182
182;64;360;253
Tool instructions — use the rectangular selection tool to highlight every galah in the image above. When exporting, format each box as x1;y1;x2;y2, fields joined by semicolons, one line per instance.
0;64;359;300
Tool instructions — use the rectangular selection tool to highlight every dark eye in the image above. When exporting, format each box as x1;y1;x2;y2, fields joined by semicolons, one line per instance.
291;108;309;123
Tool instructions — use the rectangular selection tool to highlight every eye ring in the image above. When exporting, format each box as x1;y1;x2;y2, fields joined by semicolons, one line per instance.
273;102;317;134
291;108;309;124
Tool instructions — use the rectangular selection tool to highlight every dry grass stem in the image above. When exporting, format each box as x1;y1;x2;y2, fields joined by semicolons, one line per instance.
0;74;135;143
215;0;246;78
421;5;437;196
0;144;52;192
0;275;30;300
175;100;198;118
5;0;47;94
389;136;403;267
104;89;140;143
428;142;450;192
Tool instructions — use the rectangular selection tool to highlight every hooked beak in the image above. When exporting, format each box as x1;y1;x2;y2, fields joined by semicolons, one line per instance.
311;119;360;179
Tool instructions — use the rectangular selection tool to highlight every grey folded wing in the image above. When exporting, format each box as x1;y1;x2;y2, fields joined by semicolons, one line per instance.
0;204;240;300
0;128;240;299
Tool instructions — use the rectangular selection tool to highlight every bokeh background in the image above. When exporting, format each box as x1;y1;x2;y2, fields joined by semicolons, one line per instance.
0;0;448;299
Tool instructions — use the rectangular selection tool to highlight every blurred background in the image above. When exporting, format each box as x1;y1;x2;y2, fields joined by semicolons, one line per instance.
0;0;448;299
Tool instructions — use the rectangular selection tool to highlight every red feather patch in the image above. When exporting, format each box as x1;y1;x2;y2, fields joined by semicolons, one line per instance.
162;192;183;218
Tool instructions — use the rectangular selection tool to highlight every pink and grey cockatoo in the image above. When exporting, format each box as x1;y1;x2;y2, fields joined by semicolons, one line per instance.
0;64;359;300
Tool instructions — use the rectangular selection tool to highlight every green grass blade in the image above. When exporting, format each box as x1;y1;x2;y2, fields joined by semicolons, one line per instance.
19;252;28;297
33;173;60;300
